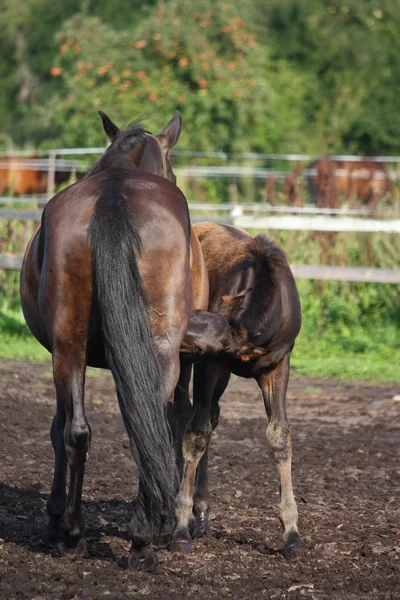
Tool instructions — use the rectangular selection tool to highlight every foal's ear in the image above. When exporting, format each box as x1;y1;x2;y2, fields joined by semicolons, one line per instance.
222;289;251;319
98;110;120;142
158;110;182;150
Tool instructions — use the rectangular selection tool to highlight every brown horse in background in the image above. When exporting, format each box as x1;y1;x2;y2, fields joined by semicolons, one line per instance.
20;111;193;571
0;155;73;196
307;156;392;210
171;222;303;560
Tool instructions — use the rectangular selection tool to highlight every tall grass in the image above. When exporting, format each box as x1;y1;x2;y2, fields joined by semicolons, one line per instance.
0;219;399;381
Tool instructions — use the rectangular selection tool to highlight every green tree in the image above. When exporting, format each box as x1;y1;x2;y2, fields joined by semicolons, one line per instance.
32;1;309;152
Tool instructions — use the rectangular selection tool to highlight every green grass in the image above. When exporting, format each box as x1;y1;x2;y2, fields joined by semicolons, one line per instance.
1;299;399;383
0;305;50;361
291;330;400;382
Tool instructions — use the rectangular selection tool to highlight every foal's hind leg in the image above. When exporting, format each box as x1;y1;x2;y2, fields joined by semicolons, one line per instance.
257;353;303;558
192;370;230;537
51;344;90;557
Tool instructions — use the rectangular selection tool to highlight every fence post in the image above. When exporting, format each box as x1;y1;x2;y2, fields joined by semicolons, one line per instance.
46;151;56;203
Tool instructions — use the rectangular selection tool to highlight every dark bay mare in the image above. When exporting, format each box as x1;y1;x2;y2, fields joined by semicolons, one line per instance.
97;111;209;314
171;222;304;559
20;111;193;571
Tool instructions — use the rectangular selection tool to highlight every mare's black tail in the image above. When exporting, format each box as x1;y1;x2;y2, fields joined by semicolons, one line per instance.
89;182;174;524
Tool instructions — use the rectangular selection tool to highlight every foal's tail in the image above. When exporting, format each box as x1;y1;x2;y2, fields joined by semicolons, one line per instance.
89;184;174;524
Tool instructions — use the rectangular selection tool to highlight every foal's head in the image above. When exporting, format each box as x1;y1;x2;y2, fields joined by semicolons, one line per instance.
181;290;267;363
91;110;182;183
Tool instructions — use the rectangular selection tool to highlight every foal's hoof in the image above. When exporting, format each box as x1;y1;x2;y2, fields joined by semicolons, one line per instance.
128;548;158;572
169;539;193;555
170;529;192;555
282;531;304;559
192;513;215;538
56;537;88;559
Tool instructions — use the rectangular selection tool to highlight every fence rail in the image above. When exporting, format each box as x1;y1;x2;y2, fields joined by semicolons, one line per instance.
0;148;399;282
1;157;399;180
1;252;398;283
2;207;399;233
3;149;400;162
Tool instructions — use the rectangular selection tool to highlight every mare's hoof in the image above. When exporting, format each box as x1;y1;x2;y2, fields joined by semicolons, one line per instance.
56;537;88;559
153;520;172;547
41;517;65;548
192;513;215;538
40;526;59;549
128;548;158;572
282;531;304;559
153;530;171;548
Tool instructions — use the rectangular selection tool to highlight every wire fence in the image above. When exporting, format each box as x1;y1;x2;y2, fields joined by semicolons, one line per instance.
0;149;399;282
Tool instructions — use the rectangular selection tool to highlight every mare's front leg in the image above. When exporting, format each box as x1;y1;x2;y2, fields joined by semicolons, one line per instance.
192;369;230;537
171;360;224;553
257;353;303;558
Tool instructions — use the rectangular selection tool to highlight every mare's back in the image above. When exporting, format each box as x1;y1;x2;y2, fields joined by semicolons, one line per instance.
43;167;189;252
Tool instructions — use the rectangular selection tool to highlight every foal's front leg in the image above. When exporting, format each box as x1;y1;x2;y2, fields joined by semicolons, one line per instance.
192;370;230;537
257;353;303;558
170;360;220;553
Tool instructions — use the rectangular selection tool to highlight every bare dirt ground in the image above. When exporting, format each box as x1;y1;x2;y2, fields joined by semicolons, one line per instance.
0;360;399;600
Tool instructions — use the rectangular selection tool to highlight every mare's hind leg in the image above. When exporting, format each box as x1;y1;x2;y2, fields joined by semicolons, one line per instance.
51;344;90;557
192;370;230;538
45;394;67;546
171;360;225;553
257;353;303;559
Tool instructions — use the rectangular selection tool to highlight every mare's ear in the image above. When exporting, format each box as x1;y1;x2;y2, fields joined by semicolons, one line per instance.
158;110;182;150
98;111;120;142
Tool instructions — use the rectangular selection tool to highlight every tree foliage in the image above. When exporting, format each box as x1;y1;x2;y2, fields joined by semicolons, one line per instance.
0;0;399;154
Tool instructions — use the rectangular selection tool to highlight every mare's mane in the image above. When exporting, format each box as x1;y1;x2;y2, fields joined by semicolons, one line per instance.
86;123;147;178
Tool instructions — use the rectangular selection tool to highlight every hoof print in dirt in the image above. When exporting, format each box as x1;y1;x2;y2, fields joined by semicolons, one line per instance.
282;532;305;559
192;516;215;539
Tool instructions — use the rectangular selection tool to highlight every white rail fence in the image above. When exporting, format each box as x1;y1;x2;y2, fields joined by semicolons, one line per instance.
1;202;400;233
0;150;399;282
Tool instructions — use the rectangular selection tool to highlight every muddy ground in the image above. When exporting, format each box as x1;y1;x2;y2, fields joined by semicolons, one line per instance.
0;360;399;599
